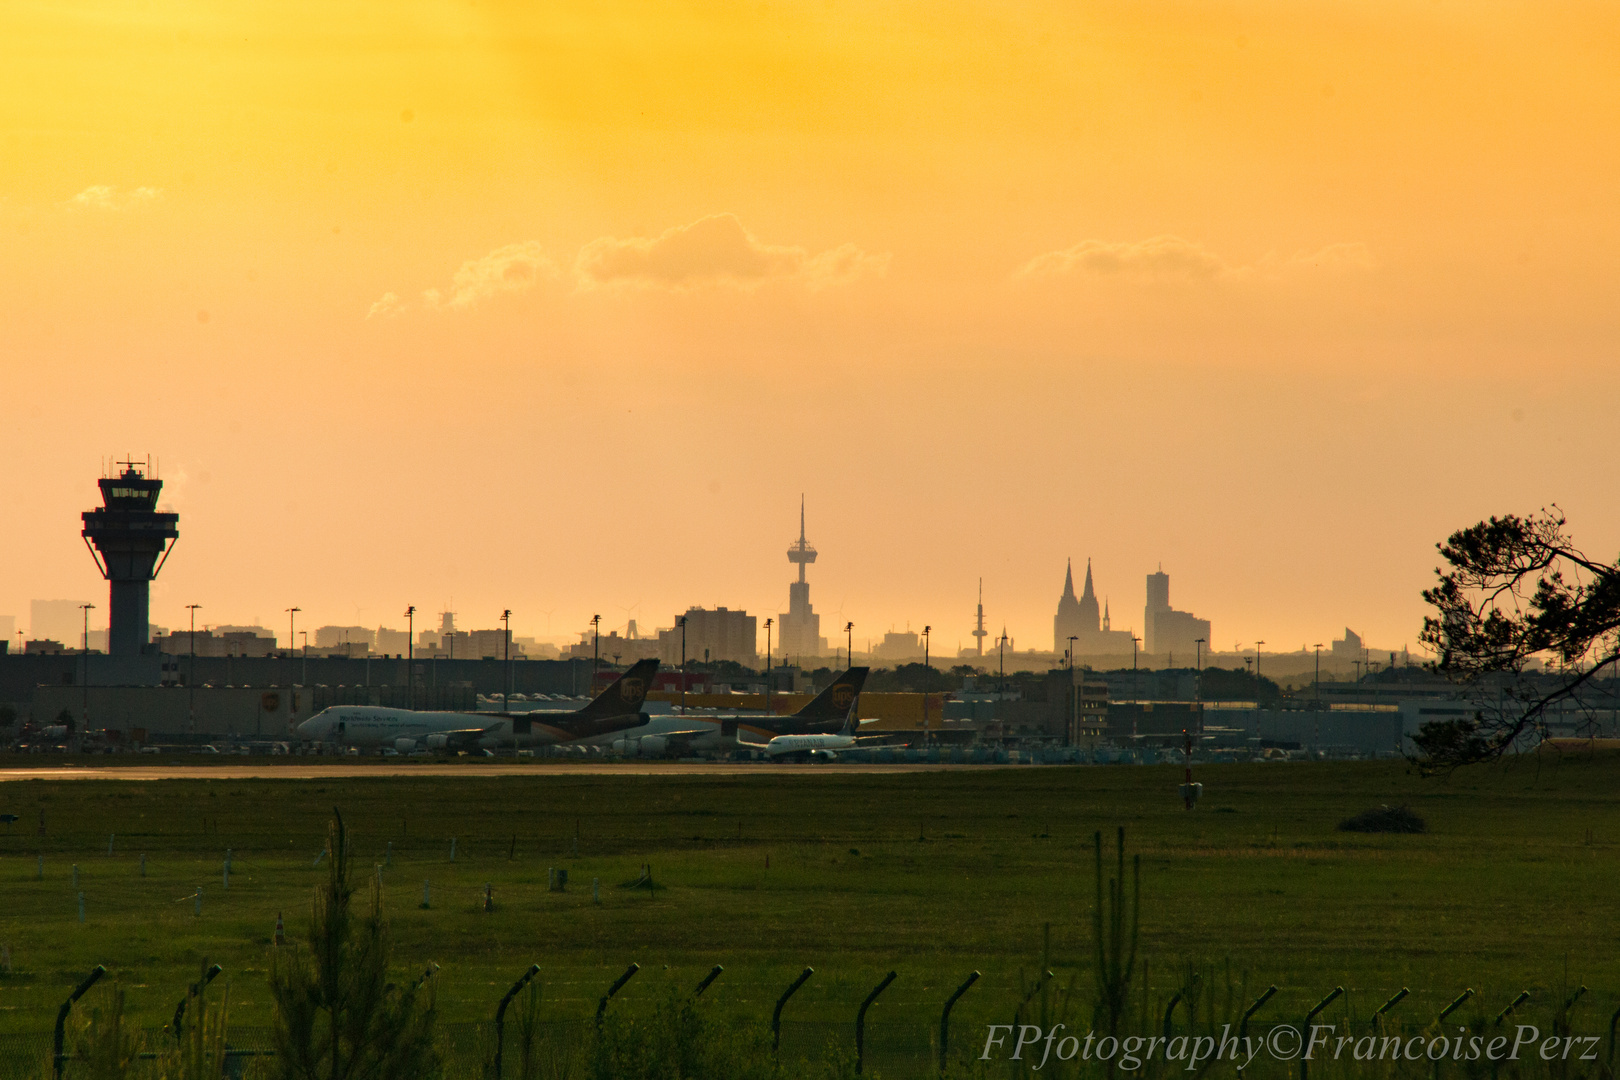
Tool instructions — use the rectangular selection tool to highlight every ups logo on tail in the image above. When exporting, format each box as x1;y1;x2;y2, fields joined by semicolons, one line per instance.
831;684;855;711
619;677;646;702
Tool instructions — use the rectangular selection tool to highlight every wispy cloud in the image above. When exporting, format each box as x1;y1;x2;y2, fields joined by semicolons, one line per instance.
574;213;888;290
366;292;407;319
1016;236;1230;280
422;242;557;311
1265;242;1376;272
65;185;162;211
1017;236;1374;281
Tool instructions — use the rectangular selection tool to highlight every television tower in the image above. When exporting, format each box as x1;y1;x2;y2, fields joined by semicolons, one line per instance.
786;496;817;584
971;578;988;656
81;458;179;657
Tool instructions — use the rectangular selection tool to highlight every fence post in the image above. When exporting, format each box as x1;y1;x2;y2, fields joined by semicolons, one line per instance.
494;963;541;1080
1236;985;1277;1075
53;965;106;1080
772;967;814;1052
1493;992;1529;1027
172;963;223;1038
1372;988;1409;1031
595;963;640;1030
938;971;979;1073
693;965;724;998
1300;987;1344;1080
1012;970;1054;1031
1437;989;1474;1024
1163;974;1201;1042
855;970;897;1075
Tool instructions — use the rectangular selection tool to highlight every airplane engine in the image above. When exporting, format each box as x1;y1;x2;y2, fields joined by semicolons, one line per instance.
395;737;418;754
424;733;451;750
611;739;630;755
638;736;668;756
810;748;837;761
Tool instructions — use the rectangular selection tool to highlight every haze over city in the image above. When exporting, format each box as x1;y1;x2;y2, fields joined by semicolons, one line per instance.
4;2;1619;656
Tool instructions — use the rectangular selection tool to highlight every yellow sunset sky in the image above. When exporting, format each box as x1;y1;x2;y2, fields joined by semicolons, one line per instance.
3;1;1618;659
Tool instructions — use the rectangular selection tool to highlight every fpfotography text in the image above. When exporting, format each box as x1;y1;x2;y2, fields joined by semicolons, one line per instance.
981;1024;1603;1072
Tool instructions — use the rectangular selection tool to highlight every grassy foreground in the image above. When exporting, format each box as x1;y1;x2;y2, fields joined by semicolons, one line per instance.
0;754;1615;1045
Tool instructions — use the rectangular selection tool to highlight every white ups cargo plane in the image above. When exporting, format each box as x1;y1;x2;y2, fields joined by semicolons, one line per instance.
297;659;659;753
604;666;871;757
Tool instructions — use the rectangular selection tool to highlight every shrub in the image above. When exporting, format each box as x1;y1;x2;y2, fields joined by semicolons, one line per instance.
1337;805;1426;833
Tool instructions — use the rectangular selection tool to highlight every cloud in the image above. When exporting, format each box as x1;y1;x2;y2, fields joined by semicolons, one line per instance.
574;213;887;290
1017;235;1230;280
366;292;407;319
1017;235;1376;282
1267;242;1376;272
65;185;162;211
422;242;557;310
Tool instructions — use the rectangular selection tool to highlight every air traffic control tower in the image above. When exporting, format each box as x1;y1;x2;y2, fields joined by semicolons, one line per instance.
82;460;179;657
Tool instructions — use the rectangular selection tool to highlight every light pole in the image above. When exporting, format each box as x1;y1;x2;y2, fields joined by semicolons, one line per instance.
591;614;601;695
1194;636;1206;735
186;604;201;734
300;630;309;686
1313;643;1323;701
764;618;773;714
998;629;1007;698
1130;634;1142;748
80;602;95;736
678;615;687;714
1254;641;1265;693
1068;635;1080;746
404;606;416;707
501;609;512;713
1130;635;1141;703
922;625;931;744
286;607;300;665
845;622;854;671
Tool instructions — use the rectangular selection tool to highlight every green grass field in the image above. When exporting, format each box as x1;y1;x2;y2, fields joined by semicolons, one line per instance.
0;754;1616;1073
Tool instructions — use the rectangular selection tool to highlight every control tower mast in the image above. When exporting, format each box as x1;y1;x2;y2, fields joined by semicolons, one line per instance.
972;578;988;656
82;458;179;658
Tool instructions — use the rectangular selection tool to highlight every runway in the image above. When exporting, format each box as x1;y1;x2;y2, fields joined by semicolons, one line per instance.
0;761;987;782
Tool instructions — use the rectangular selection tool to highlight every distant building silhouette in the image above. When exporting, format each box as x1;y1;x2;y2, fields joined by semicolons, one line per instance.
778;498;828;661
657;606;758;667
1053;559;1136;657
30;600;91;649
874;629;921;662
1330;627;1363;661
316;625;375;650
1143;567;1211;658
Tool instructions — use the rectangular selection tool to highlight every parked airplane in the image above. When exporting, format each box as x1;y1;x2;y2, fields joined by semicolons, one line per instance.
296;659;659;752
606;667;871;757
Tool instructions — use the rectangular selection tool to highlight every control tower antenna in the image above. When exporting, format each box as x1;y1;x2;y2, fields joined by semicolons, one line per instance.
786;494;817;584
81;458;179;658
971;578;988;656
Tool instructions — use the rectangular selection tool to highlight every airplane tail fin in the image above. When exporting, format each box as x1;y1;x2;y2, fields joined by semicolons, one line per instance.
792;667;870;723
576;658;660;719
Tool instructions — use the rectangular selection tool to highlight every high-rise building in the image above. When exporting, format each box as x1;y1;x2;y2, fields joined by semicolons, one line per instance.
658;607;758;667
778;498;828;661
1143;567;1211;659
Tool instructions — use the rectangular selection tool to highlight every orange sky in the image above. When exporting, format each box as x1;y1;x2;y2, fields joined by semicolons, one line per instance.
3;1;1618;659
